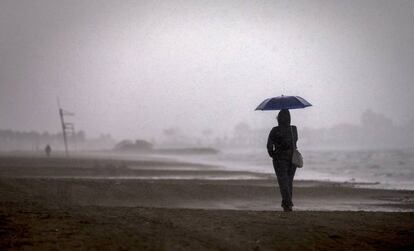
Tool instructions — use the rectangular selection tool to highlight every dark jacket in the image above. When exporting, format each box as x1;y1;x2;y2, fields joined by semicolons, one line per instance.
267;109;298;161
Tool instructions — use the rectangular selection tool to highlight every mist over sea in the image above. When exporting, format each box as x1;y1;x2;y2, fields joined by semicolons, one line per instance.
172;148;414;191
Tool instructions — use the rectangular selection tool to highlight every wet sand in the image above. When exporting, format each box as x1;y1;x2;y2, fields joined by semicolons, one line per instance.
0;155;413;250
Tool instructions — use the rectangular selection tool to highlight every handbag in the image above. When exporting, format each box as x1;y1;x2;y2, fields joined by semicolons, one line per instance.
290;126;303;168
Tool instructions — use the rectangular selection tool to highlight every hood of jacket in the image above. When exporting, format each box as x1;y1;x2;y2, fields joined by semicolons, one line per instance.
277;109;291;126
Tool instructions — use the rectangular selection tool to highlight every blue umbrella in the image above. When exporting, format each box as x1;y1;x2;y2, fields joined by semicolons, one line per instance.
255;95;312;111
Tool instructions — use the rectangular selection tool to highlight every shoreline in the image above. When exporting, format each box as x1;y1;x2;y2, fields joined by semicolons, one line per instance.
0;155;413;212
1;151;413;190
1;177;413;212
0;154;412;192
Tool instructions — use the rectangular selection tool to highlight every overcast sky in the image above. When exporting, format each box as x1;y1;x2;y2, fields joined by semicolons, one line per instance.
1;0;413;139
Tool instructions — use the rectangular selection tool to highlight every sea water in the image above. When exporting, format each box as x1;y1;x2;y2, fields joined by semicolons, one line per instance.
177;148;414;190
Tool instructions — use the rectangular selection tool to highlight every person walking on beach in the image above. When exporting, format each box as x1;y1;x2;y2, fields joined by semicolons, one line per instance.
45;144;51;157
267;109;298;212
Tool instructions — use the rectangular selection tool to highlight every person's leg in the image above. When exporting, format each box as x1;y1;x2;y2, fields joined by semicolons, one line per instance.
273;159;292;210
287;164;297;208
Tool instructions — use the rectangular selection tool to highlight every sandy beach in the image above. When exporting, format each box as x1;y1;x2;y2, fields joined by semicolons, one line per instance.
0;155;413;250
3;0;414;250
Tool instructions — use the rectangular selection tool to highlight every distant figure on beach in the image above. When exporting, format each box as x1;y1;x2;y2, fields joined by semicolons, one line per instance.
45;144;51;157
267;109;298;212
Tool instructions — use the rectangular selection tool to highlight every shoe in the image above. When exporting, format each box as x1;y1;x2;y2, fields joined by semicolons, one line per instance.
283;206;292;212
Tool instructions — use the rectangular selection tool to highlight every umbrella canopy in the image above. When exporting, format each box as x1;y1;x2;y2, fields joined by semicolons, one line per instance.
255;95;312;111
